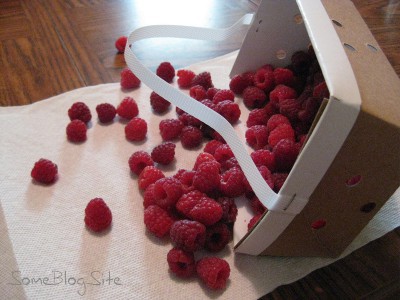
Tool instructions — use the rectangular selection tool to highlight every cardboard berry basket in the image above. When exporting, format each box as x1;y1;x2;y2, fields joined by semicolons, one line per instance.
125;0;400;257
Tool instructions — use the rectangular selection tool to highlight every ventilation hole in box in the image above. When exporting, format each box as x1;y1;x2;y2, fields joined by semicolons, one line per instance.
344;43;357;52
367;43;378;52
360;202;376;213
293;14;303;24
332;19;343;27
345;174;362;187
311;219;326;230
276;49;287;60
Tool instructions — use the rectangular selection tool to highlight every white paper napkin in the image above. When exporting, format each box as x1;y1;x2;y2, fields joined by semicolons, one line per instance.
1;52;399;299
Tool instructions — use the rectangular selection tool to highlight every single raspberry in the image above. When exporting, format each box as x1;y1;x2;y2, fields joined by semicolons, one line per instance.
272;172;289;192
84;198;112;233
206;87;220;100
266;114;291;133
245;125;269;150
31;158;58;184
203;140;224;155
216;100;241;124
220;167;246;197
269;84;297;108
167;248;196;278
273;138;299;172
159;118;184;141
116;96;139;120
246;107;270;128
151;142;176;165
128;150;154;176
125;117;147;141
193;152;217;170
196;257;230;290
170;220;206;252
177;69;196;88
213;144;234;164
229;73;252;94
254;68;275;92
153;177;183;209
96;103;116;123
144;205;174;238
242;86;267;108
192;160;221;194
191;71;213;90
205;223;231;252
143;183;156;208
216;197;238;223
180;126;203;149
189;85;207;101
251;149;276;171
248;214;262;231
268;123;295;148
120;68;141;89
178;112;202;127
249;195;267;215
68;102;92;124
150;92;170;114
212;89;235;104
313;81;330;99
115;36;127;53
176;190;207;216
156;62;175;83
185;196;223;226
138;166;165;191
174;169;196;186
273;68;294;86
291;50;312;75
66;119;87;143
279;97;302;121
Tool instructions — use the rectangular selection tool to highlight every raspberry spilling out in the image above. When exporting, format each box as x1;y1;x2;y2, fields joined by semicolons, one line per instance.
151;142;176;165
96;103;116;123
115;36;127;53
31;158;58;184
205;223;231;252
196;257;230;290
191;71;213;90
116;96;139;120
167;248;196;278
170;219;206;252
68;102;92;124
242;86;267;109
84;198;112;233
144;205;174;238
138;166;165;191
120;68;141;89
150;92;170;114
125;117;147;142
180;126;203;149
128;151;154;176
156;62;175;83
159;119;184;141
177;69;196;88
153;177;183;209
66;119;87;143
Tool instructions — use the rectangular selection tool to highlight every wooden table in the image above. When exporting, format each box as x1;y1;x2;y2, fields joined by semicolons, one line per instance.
1;0;399;298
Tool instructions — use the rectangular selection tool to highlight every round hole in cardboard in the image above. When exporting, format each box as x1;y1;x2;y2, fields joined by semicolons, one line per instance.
332;19;343;27
366;43;378;52
293;14;303;24
311;219;326;230
344;43;357;52
276;49;287;59
360;202;376;213
345;174;362;187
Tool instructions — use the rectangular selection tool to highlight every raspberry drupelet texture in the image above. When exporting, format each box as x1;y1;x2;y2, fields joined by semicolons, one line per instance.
138;166;165;191
150;91;170;114
176;190;207;216
203;140;224;156
216;197;238;224
220;167;246;197
266;114;291;133
242;86;267;109
167;248;196;278
192;160;221;194
170;219;206;252
159;118;184;141
213;143;234;164
251;149;276;172
269;84;297;108
180;126;203;149
193;152;216;170
205;223;231;252
177;69;196;88
273;138;300;172
68;102;92;124
125;117;147;141
245;125;269;150
144;205;175;238
254;68;275;92
84;198;112;233
120;68;141;89
143;183;156;208
216;100;241;124
96;103;116;123
229;73;252;94
31;158;58;184
196;257;230;290
273;67;294;86
116;96;139;120
212;89;235;104
191;71;213;90
128;150;154;176
153;177;183;209
115;36;127;53
246;107;271;128
179;195;223;226
66;119;87;143
189;85;207;101
151;142;176;165
267;123;295;148
156;62;175;83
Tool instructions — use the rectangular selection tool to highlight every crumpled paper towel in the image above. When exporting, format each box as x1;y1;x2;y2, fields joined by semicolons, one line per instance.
0;52;399;299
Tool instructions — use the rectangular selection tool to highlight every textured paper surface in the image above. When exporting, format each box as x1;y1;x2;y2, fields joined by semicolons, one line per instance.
1;52;399;299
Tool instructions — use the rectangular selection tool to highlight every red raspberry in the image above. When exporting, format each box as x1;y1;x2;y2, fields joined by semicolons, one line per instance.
242;86;267;108
212;89;235;104
128;150;154;176
150;92;170;114
116;96;139;120
220;157;240;172
144;205;174;238
170;220;206;252
220;167;246;197
249;195;267;215
138;166;165;191
192;160;221;194
245;125;269;150
151;142;176;165
313;81;329;99
298;96;322;123
216;100;241;124
31;158;58;184
66;119;87;143
246;107;270;127
182;196;223;226
196;257;230;290
156;62;175;83
213;144;234;164
203;140;224;155
266;114;291;133
84;198;112;233
229;73;252;94
153;177;183;209
273;68;294;86
68;102;92;124
176;190;207;216
159;118;184;141
143;184;156;208
180;126;203;149
251;149;276;171
205;223;231;252
189;84;207;101
167;248;196;278
200;99;217;111
96;103;116;123
216;197;238;223
177;69;196;88
273;139;299;172
268;123;295;147
193;152;217;170
248;214;262;231
254;68;275;92
115;36;127;53
279;97;302;121
269;84;297;108
120;68;141;90
191;71;213;90
272;172;289;192
206;87;220;100
178;112;202;127
125;117;147;141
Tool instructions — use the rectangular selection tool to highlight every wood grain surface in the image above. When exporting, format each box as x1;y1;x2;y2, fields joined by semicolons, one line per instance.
1;0;399;298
